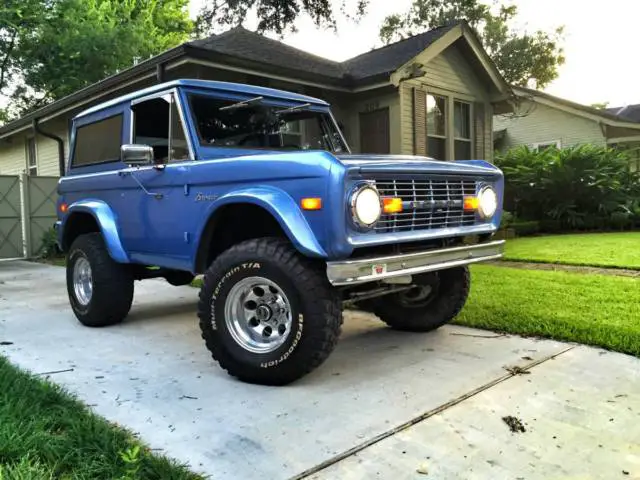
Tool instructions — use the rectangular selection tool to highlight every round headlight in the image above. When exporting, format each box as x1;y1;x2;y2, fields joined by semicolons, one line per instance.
478;186;498;218
351;185;382;227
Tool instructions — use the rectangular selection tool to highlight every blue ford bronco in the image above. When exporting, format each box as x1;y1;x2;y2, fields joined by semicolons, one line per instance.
55;79;505;385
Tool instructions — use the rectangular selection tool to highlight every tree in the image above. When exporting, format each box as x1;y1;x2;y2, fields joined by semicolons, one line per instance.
0;0;193;122
194;0;369;37
379;0;565;89
0;0;41;98
590;102;610;110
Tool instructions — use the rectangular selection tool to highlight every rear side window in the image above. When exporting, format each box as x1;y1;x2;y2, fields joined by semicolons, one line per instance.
72;114;123;167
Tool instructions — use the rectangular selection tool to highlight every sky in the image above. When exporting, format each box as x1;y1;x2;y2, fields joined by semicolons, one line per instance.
189;0;640;108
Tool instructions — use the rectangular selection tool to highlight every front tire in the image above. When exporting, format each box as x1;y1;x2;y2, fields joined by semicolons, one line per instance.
197;238;342;386
66;233;134;327
368;267;470;332
164;270;195;286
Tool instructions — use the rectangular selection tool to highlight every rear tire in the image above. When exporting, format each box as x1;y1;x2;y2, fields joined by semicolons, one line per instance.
66;233;134;327
369;267;470;332
197;237;342;385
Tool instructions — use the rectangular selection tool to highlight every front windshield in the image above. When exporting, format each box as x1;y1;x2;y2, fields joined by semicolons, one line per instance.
187;93;348;153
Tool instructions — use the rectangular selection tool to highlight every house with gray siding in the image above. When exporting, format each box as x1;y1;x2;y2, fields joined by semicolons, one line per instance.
0;20;513;179
494;86;640;168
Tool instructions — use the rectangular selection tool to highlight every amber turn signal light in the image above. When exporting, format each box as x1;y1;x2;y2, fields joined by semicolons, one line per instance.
59;203;68;213
383;197;403;214
301;197;322;210
463;196;479;211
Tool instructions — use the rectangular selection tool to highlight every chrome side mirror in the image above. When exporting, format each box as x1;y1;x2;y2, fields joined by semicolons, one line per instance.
121;144;154;166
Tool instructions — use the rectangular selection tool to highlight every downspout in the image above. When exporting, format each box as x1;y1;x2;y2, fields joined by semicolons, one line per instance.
156;62;166;83
32;119;65;177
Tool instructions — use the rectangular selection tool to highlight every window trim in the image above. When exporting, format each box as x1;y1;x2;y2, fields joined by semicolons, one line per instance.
531;140;562;152
426;93;448;160
130;88;195;162
453;100;472;141
70;113;124;168
426;93;448;139
424;88;476;161
25;136;38;176
453;99;473;161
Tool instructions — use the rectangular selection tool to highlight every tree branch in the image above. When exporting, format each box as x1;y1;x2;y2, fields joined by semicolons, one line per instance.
0;30;17;92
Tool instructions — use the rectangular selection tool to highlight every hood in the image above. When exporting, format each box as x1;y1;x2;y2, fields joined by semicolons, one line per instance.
336;154;502;177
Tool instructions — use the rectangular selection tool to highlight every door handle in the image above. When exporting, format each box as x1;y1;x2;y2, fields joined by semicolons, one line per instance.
120;170;163;199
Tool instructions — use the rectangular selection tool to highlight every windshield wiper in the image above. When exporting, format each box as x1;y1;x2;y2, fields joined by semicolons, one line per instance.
275;103;312;115
219;96;264;111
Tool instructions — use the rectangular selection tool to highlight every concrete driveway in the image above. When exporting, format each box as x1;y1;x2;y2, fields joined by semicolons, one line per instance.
1;260;639;479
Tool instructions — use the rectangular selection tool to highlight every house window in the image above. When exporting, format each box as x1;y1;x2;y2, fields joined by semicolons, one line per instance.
26;137;37;175
532;140;561;152
426;94;447;160
454;101;472;160
423;93;475;160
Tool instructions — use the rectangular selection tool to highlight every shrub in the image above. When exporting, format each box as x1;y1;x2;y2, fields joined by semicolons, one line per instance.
512;220;540;236
499;211;514;229
494;144;640;231
38;227;61;259
539;219;562;233
580;216;607;231
610;211;632;230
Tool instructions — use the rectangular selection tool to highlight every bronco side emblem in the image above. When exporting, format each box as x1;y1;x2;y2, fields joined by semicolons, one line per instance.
195;193;217;201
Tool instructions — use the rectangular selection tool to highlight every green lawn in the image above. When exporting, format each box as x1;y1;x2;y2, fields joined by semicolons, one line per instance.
0;356;202;480
503;232;640;269
455;265;640;356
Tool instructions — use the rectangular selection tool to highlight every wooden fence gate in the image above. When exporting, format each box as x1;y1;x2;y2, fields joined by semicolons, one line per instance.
0;175;23;259
0;174;59;259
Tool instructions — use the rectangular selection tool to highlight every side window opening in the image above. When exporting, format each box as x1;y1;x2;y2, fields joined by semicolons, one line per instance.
72;114;123;167
132;93;189;164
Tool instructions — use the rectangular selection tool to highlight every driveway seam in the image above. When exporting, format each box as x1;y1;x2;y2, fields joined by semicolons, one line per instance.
291;345;575;480
490;260;640;277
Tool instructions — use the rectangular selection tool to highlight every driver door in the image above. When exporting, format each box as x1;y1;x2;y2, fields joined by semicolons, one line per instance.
116;91;194;269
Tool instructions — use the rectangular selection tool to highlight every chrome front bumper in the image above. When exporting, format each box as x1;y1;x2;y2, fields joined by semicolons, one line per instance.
326;240;505;286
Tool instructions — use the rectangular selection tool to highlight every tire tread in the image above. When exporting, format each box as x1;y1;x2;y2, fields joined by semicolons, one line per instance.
374;267;470;332
197;237;342;385
67;233;133;327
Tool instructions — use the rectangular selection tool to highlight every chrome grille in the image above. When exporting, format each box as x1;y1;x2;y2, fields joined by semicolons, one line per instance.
372;177;478;233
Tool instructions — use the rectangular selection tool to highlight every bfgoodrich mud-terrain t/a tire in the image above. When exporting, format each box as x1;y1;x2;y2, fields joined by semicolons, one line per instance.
197;237;342;386
66;233;134;327
369;267;470;332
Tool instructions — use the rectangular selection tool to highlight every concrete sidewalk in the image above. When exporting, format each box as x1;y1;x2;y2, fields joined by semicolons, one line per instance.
1;260;639;479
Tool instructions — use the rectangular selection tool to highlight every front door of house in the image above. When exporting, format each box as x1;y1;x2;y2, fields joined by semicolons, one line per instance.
359;108;390;154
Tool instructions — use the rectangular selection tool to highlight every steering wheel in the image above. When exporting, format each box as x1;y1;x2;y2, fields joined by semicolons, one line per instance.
238;133;264;147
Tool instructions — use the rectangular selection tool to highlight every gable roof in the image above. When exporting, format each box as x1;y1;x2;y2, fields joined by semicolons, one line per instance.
188;24;457;86
605;104;640;123
336;24;456;82
0;20;506;139
511;86;640;129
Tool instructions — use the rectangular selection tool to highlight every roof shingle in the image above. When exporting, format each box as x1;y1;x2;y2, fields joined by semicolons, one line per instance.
605;104;640;123
341;24;456;81
188;22;459;86
189;27;344;79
